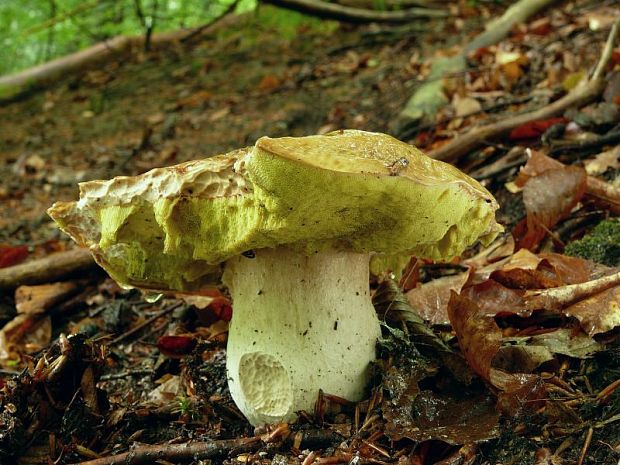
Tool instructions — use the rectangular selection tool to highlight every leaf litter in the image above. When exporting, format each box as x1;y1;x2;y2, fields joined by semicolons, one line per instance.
1;2;620;465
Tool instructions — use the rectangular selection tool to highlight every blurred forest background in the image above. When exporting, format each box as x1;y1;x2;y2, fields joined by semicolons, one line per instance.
0;0;255;75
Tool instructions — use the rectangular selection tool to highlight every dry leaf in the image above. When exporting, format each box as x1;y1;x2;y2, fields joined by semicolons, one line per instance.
515;165;587;250
406;273;470;325
563;285;620;336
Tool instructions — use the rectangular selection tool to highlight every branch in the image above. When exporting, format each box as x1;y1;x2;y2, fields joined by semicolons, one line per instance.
0;249;97;290
394;0;559;131
261;0;447;22
430;79;605;163
72;437;262;465
429;15;620;163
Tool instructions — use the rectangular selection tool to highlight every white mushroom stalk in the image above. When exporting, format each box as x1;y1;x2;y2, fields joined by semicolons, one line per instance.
223;248;380;426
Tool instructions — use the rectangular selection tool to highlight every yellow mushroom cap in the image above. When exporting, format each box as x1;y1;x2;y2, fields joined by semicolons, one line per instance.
48;130;501;291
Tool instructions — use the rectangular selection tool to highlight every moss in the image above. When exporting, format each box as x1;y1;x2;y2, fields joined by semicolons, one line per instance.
565;219;620;266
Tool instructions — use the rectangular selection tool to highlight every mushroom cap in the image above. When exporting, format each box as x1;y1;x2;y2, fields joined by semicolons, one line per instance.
48;130;502;291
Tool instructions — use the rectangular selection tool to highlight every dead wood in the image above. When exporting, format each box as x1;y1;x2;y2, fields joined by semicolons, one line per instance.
0;248;96;291
261;0;447;22
430;16;620;163
0;13;243;102
72;429;344;465
394;0;559;131
72;437;262;465
430;79;606;163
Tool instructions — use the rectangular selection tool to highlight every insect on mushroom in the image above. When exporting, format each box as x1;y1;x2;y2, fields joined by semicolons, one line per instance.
48;130;502;426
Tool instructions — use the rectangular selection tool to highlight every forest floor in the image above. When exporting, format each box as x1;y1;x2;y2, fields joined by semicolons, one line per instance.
1;2;620;464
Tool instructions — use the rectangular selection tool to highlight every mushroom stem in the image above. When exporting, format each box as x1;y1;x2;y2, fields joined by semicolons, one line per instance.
223;248;381;426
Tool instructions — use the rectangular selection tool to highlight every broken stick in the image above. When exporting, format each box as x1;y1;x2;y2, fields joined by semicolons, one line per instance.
430;16;620;164
0;248;97;291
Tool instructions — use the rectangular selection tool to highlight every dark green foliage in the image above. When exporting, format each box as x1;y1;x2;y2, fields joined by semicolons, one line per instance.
565;219;620;266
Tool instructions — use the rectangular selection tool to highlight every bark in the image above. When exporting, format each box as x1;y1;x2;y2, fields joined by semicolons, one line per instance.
261;0;447;22
429;16;620;163
394;0;559;133
0;249;96;290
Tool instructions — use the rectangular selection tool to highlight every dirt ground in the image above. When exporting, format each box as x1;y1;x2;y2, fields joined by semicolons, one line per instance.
0;3;619;465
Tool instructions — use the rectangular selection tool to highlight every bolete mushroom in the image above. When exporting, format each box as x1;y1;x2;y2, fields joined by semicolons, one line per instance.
48;130;501;426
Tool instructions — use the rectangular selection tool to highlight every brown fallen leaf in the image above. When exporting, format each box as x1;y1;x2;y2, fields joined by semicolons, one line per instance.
382;366;500;444
515;165;587;250
562;284;620;336
405;272;470;325
491;250;592;289
493;371;547;416
447;288;503;381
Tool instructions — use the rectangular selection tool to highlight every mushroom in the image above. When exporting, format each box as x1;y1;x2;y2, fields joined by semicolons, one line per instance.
48;130;501;426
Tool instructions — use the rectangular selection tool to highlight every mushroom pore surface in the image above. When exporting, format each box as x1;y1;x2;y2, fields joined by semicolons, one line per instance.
223;247;380;426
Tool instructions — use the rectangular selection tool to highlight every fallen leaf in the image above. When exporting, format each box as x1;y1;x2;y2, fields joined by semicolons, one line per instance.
515;165;587;250
447;288;502;381
563;285;620;336
258;75;281;91
382;366;500;444
493;371;547;416
491;250;591;289
509;118;567;140
452;94;482;117
406;273;470;325
157;335;197;358
0;245;29;268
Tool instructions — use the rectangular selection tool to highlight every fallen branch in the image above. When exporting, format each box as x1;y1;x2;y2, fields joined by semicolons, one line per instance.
72;429;343;465
0;13;242;102
0;248;96;290
394;0;558;132
430;16;620;163
261;0;447;22
73;437;262;465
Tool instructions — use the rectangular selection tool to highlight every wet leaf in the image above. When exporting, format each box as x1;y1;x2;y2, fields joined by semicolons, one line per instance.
382;367;500;444
493;372;547;416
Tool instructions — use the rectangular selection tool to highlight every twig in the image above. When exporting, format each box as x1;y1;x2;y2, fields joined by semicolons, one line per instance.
549;130;620;156
109;302;182;345
592;16;620;80
596;379;620;404
72;437;262;465
261;0;447;22
99;369;153;381
0;248;97;290
430;16;620;164
181;0;240;43
577;427;594;465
